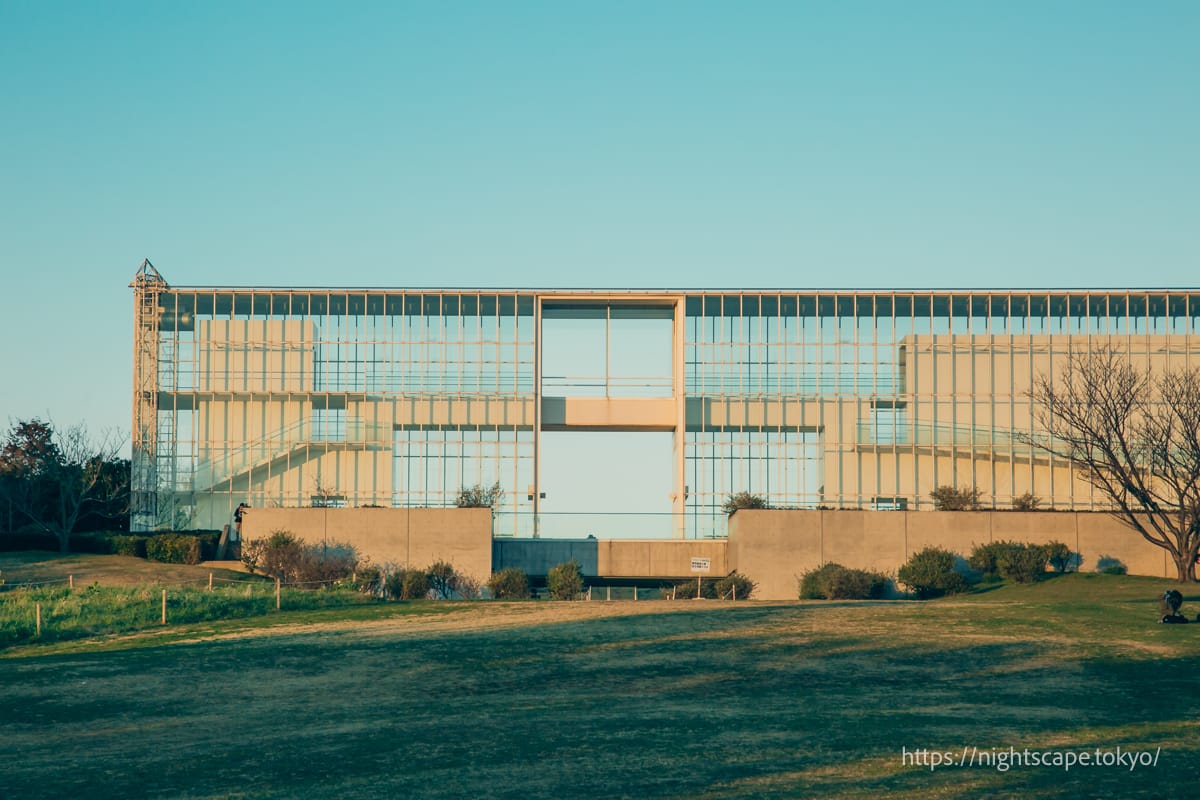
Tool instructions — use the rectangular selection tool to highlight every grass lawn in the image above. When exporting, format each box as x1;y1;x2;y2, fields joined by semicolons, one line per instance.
0;551;258;587
2;556;1199;798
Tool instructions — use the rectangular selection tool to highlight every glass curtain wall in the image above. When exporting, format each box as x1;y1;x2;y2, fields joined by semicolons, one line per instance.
683;292;1200;516
139;287;1200;532
146;290;535;530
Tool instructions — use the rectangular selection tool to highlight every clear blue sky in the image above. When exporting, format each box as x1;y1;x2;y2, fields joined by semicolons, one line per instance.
1;0;1197;441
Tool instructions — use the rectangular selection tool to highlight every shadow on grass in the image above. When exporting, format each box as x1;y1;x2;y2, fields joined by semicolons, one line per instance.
3;601;1200;799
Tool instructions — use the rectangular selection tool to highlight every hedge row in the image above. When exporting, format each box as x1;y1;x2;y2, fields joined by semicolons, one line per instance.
61;531;222;564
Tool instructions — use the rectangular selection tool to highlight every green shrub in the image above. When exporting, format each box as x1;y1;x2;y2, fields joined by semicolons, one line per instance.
145;534;202;565
68;532;115;554
382;569;403;599
714;571;756;600
665;578;719;599
722;492;769;514
186;532;221;560
1097;556;1127;575
382;567;431;600
930;485;982;511
546;560;584;600
110;535;148;558
996;545;1048;583
799;563;887;600
968;541;1024;576
65;531;215;561
400;569;430;600
487;567;531;600
969;541;1051;583
1043;541;1073;573
798;564;838;599
352;563;383;596
898;547;969;599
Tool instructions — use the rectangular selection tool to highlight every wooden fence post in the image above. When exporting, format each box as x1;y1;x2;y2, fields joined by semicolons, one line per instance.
161;589;167;625
36;603;41;638
276;577;281;610
69;574;74;590
209;572;213;592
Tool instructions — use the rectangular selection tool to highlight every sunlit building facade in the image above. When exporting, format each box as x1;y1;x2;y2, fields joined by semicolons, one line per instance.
131;262;1200;536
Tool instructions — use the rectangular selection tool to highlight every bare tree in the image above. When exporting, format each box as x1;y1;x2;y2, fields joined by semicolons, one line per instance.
0;419;129;553
310;475;342;508
1028;347;1200;582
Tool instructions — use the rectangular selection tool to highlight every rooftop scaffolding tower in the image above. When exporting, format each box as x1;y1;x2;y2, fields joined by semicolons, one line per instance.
130;259;167;530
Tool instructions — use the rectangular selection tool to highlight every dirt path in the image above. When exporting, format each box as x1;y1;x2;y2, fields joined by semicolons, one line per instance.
164;599;776;646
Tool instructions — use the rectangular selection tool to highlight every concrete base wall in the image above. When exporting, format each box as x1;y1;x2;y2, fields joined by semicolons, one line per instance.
729;509;1174;600
597;539;727;578
240;507;493;582
241;507;1174;601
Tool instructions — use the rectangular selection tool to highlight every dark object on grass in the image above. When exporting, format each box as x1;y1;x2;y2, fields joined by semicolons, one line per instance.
1162;589;1183;615
1159;590;1187;623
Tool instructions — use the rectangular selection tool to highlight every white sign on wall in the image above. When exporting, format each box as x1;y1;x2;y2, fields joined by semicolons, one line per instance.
690;557;711;574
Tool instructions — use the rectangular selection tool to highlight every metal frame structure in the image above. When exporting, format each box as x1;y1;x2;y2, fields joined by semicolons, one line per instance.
131;269;1200;536
130;260;168;530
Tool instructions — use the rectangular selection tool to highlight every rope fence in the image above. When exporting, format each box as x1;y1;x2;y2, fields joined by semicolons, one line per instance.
2;571;748;643
2;571;371;641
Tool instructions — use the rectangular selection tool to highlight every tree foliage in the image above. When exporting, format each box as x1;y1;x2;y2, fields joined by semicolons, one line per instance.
1028;347;1200;582
427;560;458;599
721;492;769;514
241;529;359;585
1043;541;1074;573
930;485;982;511
546;560;584;600
455;481;502;508
487;567;530;599
1012;492;1042;511
0;419;129;552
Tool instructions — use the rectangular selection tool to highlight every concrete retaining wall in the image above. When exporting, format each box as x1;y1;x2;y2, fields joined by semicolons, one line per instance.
241;506;1174;602
729;509;1173;600
240;507;493;582
597;539;727;578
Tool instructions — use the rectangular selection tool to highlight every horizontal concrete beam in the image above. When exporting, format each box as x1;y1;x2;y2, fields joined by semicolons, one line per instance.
541;396;676;431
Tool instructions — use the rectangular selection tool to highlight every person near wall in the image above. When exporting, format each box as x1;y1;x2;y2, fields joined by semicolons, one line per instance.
233;503;249;541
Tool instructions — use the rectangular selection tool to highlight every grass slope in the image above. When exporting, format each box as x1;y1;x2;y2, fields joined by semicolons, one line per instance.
2;571;1199;798
0;551;256;587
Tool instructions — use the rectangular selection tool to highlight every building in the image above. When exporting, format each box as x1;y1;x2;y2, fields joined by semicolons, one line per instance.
131;262;1200;542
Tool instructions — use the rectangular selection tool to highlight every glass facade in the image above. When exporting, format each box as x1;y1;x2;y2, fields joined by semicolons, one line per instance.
131;275;1200;536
